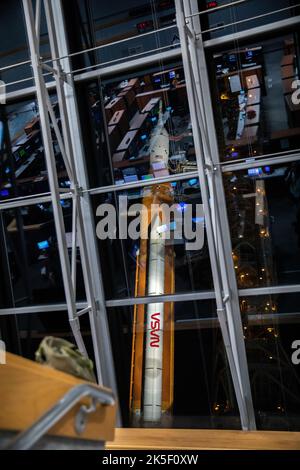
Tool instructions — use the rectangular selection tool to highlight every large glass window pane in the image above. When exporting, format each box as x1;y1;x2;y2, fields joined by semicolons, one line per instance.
92;177;213;300
0;201;86;307
68;0;178;70
0;97;71;200
224;161;300;288
107;300;241;428
239;292;300;430
0;0;53;94
77;61;196;189
0;310;96;373
208;31;300;162
198;0;300;41
0;0;31;93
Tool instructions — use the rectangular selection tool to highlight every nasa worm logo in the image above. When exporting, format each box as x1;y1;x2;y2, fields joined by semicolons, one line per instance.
150;312;160;348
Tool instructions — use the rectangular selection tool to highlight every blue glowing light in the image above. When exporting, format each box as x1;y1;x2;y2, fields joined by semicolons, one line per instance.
177;202;188;213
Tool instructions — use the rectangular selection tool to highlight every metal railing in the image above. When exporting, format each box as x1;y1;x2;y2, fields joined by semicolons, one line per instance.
6;383;115;450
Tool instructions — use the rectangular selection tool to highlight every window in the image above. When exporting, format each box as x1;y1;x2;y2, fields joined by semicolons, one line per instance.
77;61;196;189
239;293;300;430
224;161;300;288
92;178;213;300
0;201;86;307
107;300;240;428
209;32;300;163
198;0;300;41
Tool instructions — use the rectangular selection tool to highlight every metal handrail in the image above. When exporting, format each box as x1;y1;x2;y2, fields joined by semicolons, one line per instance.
5;383;115;450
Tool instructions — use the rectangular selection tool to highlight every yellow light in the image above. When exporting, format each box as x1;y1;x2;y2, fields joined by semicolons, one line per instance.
267;327;273;333
269;356;273;360
261;268;265;272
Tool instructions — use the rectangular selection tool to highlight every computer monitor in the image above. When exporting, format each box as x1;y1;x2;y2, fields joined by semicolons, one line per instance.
188;178;198;186
37;240;49;250
228;54;237;63
248;167;262;177
228;75;242;93
141;174;154;181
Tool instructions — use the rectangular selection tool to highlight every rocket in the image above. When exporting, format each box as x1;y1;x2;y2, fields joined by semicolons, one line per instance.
130;100;175;426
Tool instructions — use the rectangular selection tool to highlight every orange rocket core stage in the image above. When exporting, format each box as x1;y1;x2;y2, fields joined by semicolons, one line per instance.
129;183;175;425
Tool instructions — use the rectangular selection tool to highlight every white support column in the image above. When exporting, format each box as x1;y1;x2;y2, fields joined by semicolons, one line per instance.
22;0;119;416
22;0;87;357
175;0;256;430
46;0;119;406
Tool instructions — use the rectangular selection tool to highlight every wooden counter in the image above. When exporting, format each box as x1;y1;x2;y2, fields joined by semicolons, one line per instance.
0;353;116;443
106;428;300;450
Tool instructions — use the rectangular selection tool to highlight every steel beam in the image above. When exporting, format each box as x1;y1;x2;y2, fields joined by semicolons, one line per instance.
49;0;119;409
22;0;89;357
175;0;256;430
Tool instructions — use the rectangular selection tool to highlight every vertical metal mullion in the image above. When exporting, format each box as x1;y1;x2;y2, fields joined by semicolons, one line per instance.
187;0;256;430
175;0;256;430
22;0;87;356
44;0;116;388
175;0;248;425
50;0;119;413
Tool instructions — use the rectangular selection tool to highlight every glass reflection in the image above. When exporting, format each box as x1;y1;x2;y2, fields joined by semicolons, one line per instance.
107;301;240;429
239;293;300;430
224;162;300;288
210;33;300;162
0;201;86;307
93;177;213;299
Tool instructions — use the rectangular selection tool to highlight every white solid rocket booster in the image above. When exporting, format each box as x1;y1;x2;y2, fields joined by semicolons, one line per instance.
143;214;165;423
143;100;169;423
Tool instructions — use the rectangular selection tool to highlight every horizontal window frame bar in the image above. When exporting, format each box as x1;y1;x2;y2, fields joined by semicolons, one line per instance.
86;170;199;196
0;302;87;316
176;311;300;329
200;4;300;36
239;284;300;297
72;47;182;84
1;285;300;316
105;290;216;308
203;16;300;49
0;191;73;211
221;152;300;173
